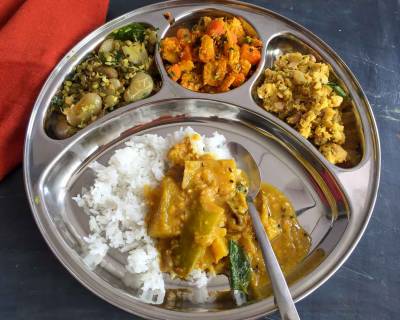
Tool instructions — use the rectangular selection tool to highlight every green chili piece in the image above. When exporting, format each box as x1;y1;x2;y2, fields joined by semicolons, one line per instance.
327;81;347;97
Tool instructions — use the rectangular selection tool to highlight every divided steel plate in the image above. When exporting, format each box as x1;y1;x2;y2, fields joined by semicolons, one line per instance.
24;1;380;319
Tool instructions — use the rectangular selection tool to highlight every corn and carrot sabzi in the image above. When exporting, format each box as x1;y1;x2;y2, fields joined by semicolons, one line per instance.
160;16;262;93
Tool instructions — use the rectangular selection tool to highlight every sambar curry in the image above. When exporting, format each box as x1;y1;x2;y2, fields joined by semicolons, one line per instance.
145;133;311;299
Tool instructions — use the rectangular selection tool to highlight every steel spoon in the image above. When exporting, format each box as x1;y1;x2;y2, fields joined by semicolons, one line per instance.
228;141;301;320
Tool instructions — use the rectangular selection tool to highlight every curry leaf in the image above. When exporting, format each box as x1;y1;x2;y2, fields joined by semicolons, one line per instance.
111;23;146;42
229;240;251;294
51;95;64;110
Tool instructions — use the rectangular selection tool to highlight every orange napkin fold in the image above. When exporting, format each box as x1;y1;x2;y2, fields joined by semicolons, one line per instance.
0;0;109;180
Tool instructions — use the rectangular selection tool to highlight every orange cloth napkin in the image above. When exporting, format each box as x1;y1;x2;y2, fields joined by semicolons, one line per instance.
0;0;109;180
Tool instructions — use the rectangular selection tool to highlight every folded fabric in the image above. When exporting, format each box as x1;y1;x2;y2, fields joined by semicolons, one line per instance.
0;0;109;180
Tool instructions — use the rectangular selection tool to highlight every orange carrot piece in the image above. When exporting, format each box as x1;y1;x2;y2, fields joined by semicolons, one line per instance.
206;19;225;37
218;73;236;92
240;44;261;65
176;28;191;43
181;45;193;61
232;73;246;87
167;64;182;81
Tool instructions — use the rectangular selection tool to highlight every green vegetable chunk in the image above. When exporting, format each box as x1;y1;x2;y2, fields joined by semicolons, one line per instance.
229;240;251;294
178;197;224;276
111;23;146;42
51;95;64;110
327;82;347;98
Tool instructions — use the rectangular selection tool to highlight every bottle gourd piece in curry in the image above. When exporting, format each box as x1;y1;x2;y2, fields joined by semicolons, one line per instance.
145;133;311;299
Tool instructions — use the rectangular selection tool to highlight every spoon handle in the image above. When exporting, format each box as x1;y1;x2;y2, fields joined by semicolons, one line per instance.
247;199;301;320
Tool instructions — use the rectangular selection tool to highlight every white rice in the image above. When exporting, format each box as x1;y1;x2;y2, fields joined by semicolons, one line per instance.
187;269;209;288
74;127;232;304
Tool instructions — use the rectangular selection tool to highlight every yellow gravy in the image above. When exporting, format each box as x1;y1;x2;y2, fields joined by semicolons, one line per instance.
145;135;311;299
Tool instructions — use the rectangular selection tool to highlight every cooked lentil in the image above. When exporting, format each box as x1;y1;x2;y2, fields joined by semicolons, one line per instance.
257;52;348;164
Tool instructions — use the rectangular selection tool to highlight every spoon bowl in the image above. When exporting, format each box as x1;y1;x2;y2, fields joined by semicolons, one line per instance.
227;142;261;198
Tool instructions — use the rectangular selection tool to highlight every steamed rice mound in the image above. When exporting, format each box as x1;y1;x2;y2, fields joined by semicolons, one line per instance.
73;127;232;304
257;52;348;164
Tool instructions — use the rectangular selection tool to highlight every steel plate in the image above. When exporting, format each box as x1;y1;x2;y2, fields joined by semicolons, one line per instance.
24;1;380;319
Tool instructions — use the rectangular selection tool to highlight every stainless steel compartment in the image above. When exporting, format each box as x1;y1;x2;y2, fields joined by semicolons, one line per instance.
44;22;163;140
24;1;380;319
159;8;263;94
252;34;364;168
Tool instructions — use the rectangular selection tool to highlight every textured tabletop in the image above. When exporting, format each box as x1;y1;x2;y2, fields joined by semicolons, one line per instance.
1;0;399;319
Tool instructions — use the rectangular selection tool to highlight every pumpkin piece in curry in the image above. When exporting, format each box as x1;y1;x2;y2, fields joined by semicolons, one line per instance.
160;16;262;93
145;134;311;299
